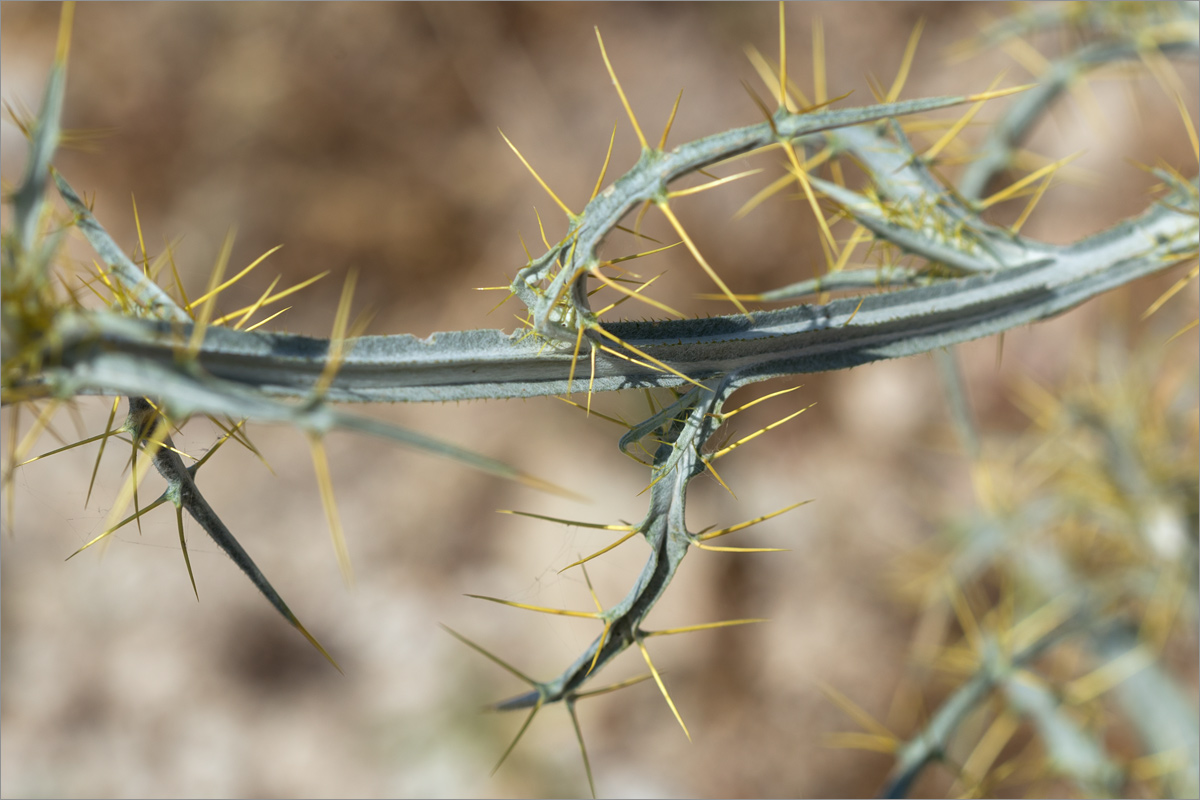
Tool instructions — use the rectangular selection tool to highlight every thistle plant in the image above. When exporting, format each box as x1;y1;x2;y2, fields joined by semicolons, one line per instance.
2;2;1197;797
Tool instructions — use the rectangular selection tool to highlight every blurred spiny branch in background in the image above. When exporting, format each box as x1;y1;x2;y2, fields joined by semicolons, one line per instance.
2;2;1197;797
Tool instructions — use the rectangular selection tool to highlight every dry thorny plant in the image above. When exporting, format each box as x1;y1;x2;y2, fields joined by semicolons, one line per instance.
2;3;1198;797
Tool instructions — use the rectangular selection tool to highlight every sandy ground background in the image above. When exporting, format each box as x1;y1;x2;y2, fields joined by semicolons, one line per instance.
2;3;1197;798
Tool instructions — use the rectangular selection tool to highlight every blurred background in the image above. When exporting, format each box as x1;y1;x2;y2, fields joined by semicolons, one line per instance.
2;2;1196;797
